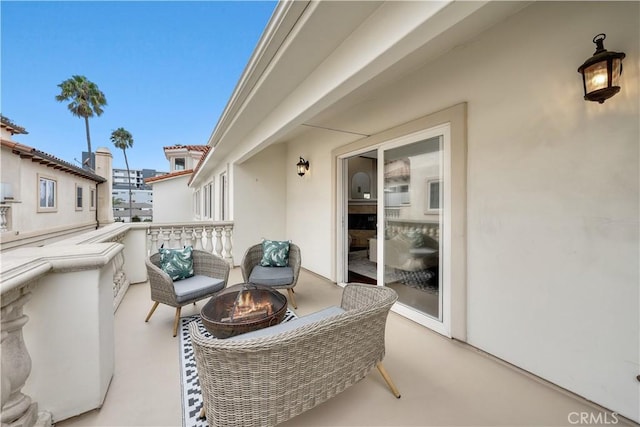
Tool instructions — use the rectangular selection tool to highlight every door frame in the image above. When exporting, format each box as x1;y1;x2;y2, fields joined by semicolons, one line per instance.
377;125;450;337
333;103;467;340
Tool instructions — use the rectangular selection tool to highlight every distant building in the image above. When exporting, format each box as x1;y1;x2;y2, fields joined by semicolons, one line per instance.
109;165;166;219
1;116;113;250
145;145;209;222
113;201;153;223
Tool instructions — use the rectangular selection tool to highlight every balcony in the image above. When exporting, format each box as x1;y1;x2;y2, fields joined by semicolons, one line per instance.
1;222;631;427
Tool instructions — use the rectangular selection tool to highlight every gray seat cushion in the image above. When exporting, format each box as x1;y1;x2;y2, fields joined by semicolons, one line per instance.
230;306;346;341
249;265;294;286
173;275;225;303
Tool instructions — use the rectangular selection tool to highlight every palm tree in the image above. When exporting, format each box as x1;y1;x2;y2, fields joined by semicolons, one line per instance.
110;128;134;222
55;75;107;170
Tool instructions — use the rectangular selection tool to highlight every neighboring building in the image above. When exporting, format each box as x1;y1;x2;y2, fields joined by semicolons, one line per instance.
110;165;165;220
113;201;153;222
145;145;208;223
186;1;639;423
112;188;153;205
1;115;114;250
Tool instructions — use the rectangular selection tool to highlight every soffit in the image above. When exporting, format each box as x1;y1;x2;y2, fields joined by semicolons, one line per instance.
194;1;529;185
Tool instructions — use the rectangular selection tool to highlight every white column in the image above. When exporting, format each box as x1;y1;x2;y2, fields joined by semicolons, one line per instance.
1;285;51;427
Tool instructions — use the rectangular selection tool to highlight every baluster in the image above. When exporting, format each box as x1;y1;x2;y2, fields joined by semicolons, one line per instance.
223;225;233;262
183;227;194;248
149;229;159;255
204;226;214;253
1;287;44;427
161;228;172;250
0;206;9;232
172;228;182;249
193;227;204;250
214;226;223;258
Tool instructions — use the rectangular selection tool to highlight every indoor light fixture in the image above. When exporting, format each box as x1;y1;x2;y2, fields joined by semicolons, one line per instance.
297;157;309;176
577;33;625;104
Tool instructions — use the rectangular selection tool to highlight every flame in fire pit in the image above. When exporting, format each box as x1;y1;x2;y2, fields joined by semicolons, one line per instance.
229;289;274;321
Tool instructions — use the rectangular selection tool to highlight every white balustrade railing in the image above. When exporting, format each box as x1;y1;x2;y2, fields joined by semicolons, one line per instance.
385;219;440;241
1;205;10;232
0;220;234;427
147;221;234;263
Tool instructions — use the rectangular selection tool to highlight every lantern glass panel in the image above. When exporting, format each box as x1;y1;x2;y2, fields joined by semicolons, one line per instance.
611;58;622;86
584;61;609;93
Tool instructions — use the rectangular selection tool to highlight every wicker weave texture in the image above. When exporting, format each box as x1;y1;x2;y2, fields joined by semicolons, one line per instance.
189;283;397;427
146;249;230;307
240;242;301;290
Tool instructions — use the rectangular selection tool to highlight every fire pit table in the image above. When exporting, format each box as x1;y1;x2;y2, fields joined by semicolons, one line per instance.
201;283;288;338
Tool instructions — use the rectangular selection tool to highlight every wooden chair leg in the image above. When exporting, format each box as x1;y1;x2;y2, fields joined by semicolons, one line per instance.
287;288;297;309
173;307;182;337
145;301;160;322
376;362;401;398
198;407;206;420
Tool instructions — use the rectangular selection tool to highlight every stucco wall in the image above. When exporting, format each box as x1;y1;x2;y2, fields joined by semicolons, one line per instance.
151;175;193;222
1;146;100;240
285;1;638;420
233;144;288;265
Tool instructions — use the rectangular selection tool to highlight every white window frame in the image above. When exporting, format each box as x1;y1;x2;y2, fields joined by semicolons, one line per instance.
38;175;57;212
90;187;96;210
75;184;83;210
175;158;186;171
425;177;441;213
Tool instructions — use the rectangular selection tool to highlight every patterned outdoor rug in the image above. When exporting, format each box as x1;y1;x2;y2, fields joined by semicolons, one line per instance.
179;310;298;427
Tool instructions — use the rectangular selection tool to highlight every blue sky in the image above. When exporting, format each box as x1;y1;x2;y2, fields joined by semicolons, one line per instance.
1;1;276;171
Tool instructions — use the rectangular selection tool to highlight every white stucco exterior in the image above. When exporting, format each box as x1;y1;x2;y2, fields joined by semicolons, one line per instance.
148;174;194;223
189;1;639;421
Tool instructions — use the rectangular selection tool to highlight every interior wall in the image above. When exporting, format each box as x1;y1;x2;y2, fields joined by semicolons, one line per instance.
233;143;288;266
284;1;638;420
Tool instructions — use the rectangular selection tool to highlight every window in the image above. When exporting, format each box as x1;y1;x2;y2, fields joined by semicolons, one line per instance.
175;158;186;171
194;189;201;216
220;172;228;220
204;183;213;218
38;176;57;212
425;178;441;212
75;184;83;210
90;188;96;210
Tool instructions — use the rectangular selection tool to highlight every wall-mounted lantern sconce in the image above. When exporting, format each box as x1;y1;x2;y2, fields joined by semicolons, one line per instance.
578;33;625;104
297;157;310;176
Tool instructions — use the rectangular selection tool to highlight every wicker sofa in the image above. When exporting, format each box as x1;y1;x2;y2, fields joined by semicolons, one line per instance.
189;283;400;427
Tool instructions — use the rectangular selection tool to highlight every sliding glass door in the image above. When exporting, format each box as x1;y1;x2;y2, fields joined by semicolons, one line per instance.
377;125;450;335
381;136;442;318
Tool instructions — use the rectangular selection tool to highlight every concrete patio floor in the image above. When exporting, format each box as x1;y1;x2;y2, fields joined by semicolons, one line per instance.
57;267;633;427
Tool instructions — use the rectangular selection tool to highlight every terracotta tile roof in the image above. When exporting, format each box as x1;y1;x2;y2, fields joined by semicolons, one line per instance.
145;169;194;184
188;146;212;186
1;138;106;183
1;115;28;135
163;144;209;152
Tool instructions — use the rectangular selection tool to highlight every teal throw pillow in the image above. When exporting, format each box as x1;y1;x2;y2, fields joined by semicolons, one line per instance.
159;246;194;281
260;239;290;267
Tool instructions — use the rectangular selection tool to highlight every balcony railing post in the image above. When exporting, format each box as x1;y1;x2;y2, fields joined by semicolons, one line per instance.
193;226;204;250
223;225;233;263
149;229;159;255
214;226;223;258
1;285;51;427
173;228;183;249
204;226;214;253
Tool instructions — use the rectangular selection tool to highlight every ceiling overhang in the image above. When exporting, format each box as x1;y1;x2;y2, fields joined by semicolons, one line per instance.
191;0;529;187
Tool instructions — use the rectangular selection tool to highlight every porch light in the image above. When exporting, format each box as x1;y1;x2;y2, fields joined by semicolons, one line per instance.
577;33;625;104
297;157;309;176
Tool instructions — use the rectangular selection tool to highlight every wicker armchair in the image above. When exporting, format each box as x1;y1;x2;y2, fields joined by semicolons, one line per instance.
145;249;230;336
240;242;301;308
189;283;400;427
